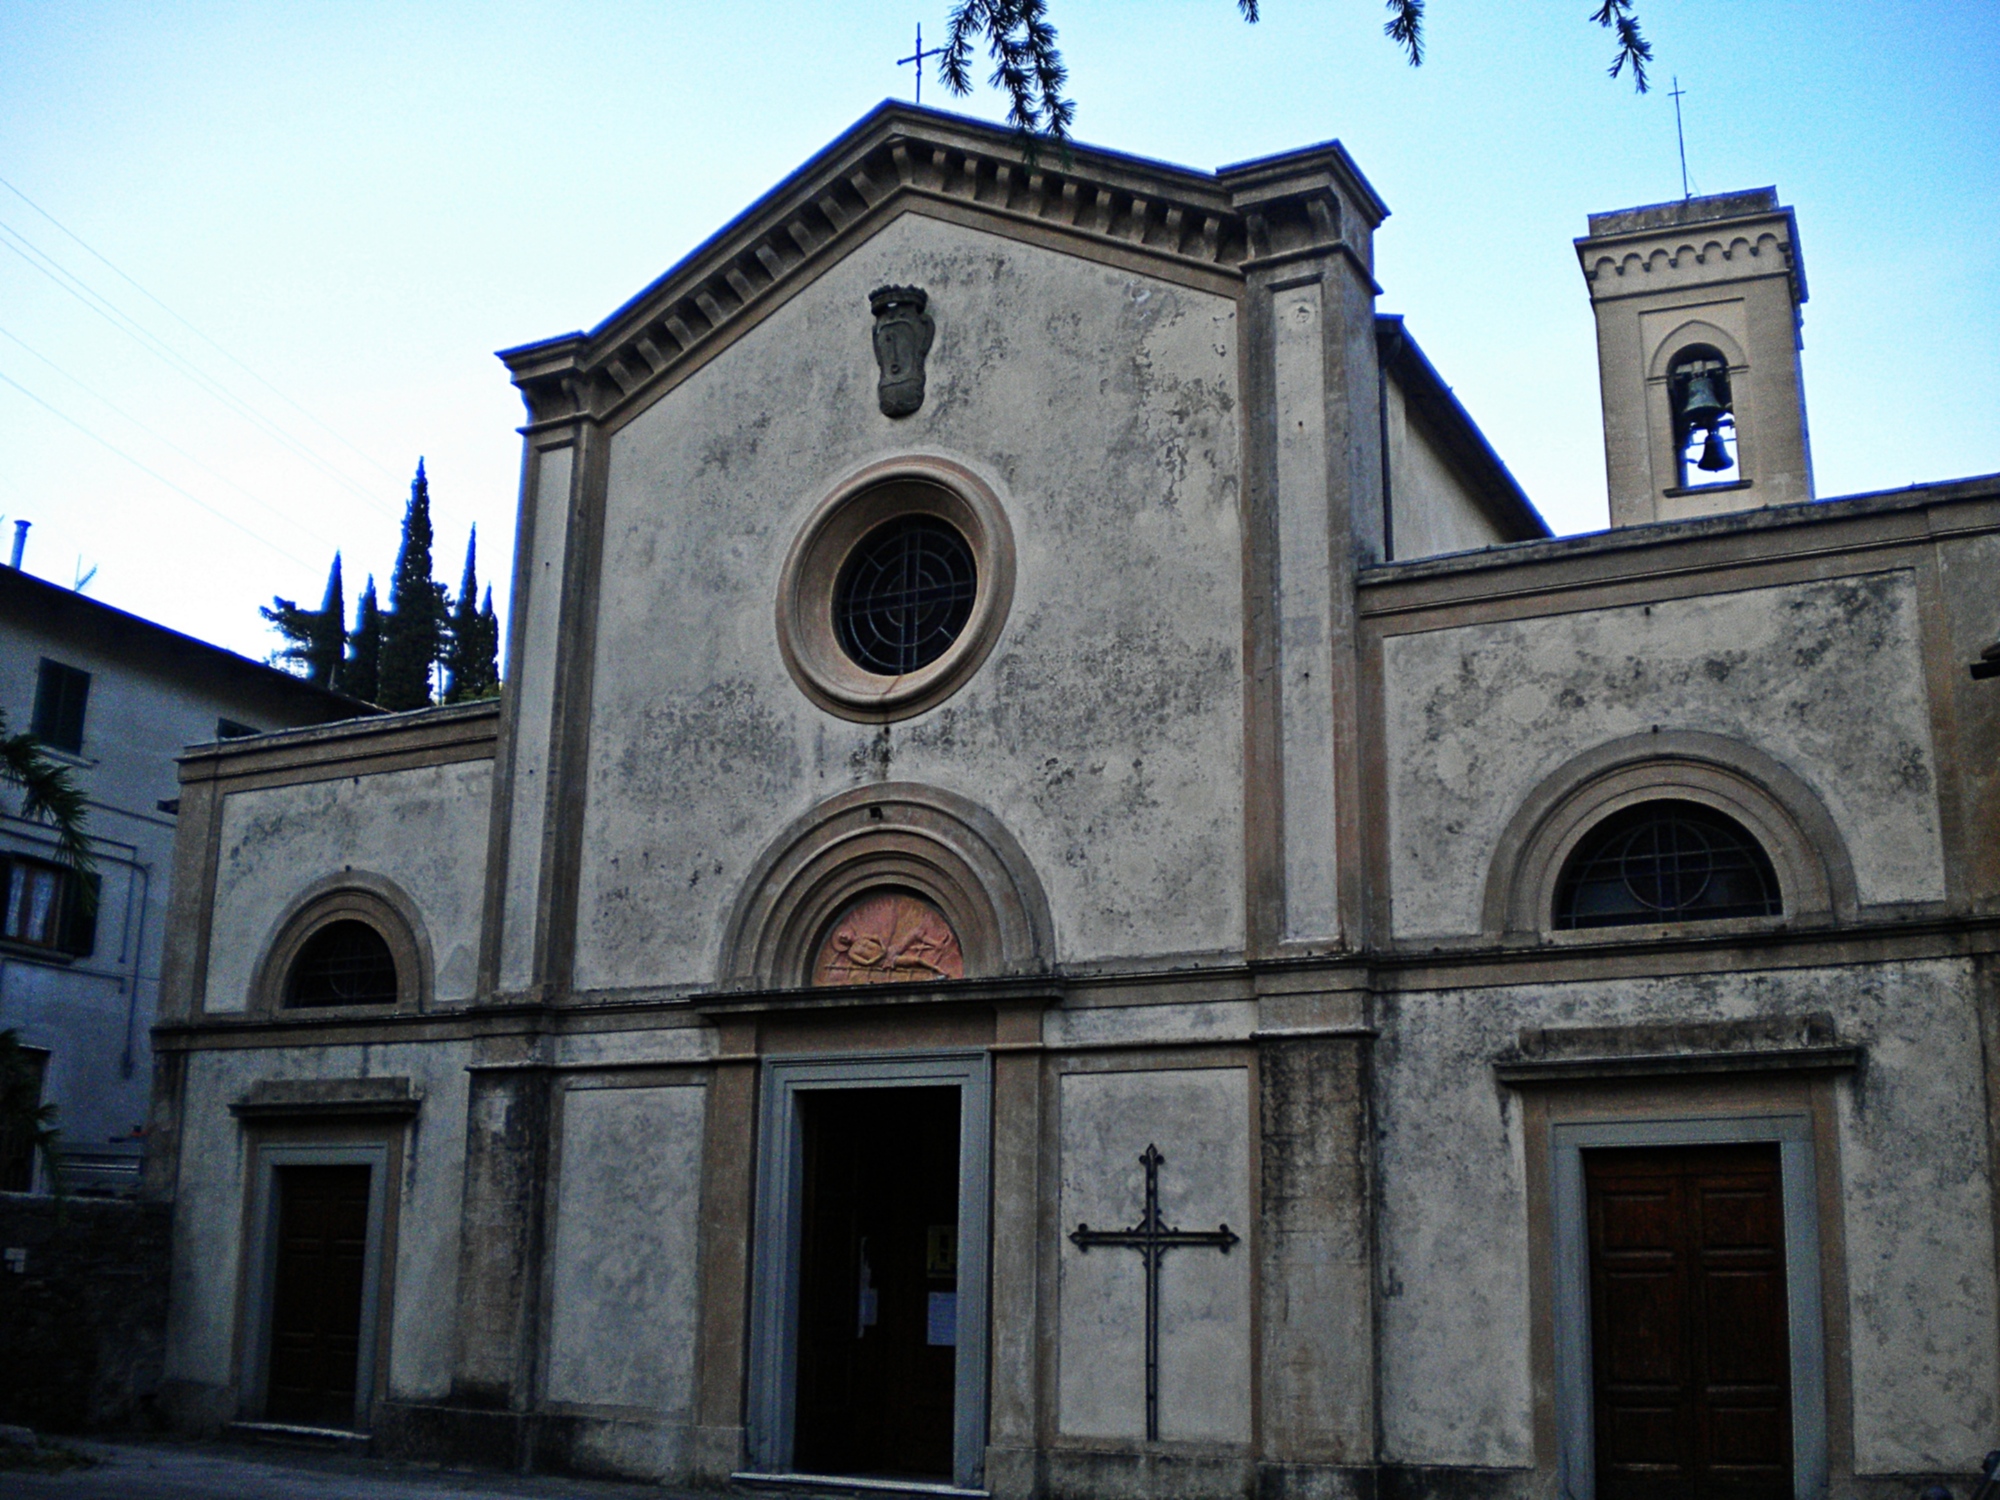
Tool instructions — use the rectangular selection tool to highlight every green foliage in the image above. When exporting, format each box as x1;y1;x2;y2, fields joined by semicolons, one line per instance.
345;576;382;704
443;527;501;703
0;708;92;883
377;459;446;712
260;460;501;712
943;0;1654;141
0;1027;62;1197
260;552;347;689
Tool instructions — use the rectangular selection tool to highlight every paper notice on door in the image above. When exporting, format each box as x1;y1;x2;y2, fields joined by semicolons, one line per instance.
927;1291;957;1346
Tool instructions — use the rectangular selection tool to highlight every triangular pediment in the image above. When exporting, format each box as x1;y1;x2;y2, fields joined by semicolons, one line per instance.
497;102;1386;427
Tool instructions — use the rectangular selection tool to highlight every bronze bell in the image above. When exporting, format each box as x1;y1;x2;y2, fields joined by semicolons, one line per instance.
1697;426;1733;472
1680;367;1727;427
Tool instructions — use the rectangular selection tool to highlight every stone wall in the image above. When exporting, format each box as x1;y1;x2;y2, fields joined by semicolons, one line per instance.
0;1193;170;1432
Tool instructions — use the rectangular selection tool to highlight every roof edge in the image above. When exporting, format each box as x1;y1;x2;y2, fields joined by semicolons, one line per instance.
1377;315;1550;546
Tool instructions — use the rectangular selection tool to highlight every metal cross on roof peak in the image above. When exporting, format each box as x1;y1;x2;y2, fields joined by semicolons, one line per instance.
1069;1143;1240;1442
899;23;946;106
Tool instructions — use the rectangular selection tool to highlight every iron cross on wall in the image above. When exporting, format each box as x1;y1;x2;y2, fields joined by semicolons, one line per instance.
1069;1143;1240;1442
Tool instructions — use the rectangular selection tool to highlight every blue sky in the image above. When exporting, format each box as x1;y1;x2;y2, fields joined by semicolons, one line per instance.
3;1;1995;662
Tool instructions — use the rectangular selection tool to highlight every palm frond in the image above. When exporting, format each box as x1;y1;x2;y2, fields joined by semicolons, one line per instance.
0;710;93;880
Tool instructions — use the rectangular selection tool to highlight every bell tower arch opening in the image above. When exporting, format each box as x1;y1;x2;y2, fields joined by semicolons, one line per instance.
1576;187;1814;526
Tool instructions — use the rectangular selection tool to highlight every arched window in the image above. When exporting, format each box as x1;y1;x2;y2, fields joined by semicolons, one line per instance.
285;919;400;1007
1667;345;1739;487
1555;800;1780;929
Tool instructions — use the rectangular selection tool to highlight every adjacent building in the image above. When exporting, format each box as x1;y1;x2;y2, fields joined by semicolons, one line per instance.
1;562;361;1192
146;104;2000;1500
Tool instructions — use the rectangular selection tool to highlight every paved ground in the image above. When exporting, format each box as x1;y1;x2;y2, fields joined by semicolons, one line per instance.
0;1437;695;1500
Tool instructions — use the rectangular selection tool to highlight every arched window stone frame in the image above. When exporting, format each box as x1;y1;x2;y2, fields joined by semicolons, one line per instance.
775;454;1018;724
1647;321;1747;383
250;872;431;1014
720;782;1053;990
1481;731;1858;939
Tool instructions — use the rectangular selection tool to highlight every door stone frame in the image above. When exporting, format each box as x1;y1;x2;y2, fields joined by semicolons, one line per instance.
1549;1113;1827;1500
239;1140;394;1431
744;1049;993;1493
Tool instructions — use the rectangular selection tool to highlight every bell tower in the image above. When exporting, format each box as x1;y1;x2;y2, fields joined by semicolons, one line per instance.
1577;187;1813;527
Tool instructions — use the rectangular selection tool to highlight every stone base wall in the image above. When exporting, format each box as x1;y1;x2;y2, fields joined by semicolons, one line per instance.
0;1193;170;1432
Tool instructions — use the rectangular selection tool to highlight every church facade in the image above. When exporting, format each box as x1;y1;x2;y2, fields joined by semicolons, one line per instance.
147;105;2000;1500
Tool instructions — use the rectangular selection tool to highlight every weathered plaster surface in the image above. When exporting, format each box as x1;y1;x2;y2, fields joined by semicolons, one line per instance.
1044;1000;1255;1050
500;443;573;993
160;1041;471;1403
545;1081;706;1434
1057;1066;1251;1442
575;210;1243;990
1374;958;1997;1472
1384;571;1945;937
552;1027;715;1069
204;761;493;1010
1383;379;1511;562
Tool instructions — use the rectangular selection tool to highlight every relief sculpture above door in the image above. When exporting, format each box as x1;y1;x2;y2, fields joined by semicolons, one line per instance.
813;891;964;985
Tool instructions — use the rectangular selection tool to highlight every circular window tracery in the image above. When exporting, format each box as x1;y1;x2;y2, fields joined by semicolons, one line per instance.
1555;800;1780;929
834;517;978;674
285;918;400;1007
812;890;965;986
776;458;1015;723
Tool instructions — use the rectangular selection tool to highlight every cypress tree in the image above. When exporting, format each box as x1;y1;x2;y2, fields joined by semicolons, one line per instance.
443;527;500;702
261;552;346;688
377;459;444;711
478;586;501;693
314;554;346;689
346;577;382;703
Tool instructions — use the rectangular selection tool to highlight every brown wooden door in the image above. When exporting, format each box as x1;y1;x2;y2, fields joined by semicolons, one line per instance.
1586;1144;1793;1500
793;1087;960;1479
266;1163;372;1428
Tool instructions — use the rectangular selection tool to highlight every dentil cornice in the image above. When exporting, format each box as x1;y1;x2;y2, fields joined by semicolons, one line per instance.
498;102;1387;429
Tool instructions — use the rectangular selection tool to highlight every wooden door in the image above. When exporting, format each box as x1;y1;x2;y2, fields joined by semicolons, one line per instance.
1586;1144;1793;1500
793;1087;960;1479
266;1163;372;1428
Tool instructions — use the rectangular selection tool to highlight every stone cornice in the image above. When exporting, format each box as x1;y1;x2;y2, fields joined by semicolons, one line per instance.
497;102;1384;428
1576;202;1807;307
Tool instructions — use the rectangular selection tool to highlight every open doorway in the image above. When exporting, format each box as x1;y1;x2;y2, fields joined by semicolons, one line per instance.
746;1051;991;1492
794;1086;960;1479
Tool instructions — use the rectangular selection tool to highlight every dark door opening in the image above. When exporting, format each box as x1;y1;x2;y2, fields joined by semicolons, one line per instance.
266;1163;371;1428
794;1086;960;1480
1586;1143;1793;1500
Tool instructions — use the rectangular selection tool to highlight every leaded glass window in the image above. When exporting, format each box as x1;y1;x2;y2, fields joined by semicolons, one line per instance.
1556;800;1779;929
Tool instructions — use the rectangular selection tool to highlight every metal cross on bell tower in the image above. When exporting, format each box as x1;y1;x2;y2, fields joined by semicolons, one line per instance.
1069;1143;1240;1442
899;23;946;105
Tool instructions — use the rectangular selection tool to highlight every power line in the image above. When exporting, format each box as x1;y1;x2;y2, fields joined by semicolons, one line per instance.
0;171;402;484
0;323;348;558
0;366;322;573
0;219;400;519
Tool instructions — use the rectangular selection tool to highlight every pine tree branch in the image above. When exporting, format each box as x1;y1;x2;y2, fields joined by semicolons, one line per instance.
942;1;1651;140
1384;0;1424;65
1592;0;1652;91
942;0;1074;143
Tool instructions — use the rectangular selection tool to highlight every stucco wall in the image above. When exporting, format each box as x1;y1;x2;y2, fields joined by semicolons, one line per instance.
1384;379;1512;562
573;209;1244;991
1382;570;1945;938
1374;958;1997;1474
161;1041;472;1407
1056;1065;1252;1443
544;1080;707;1442
203;760;493;1010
